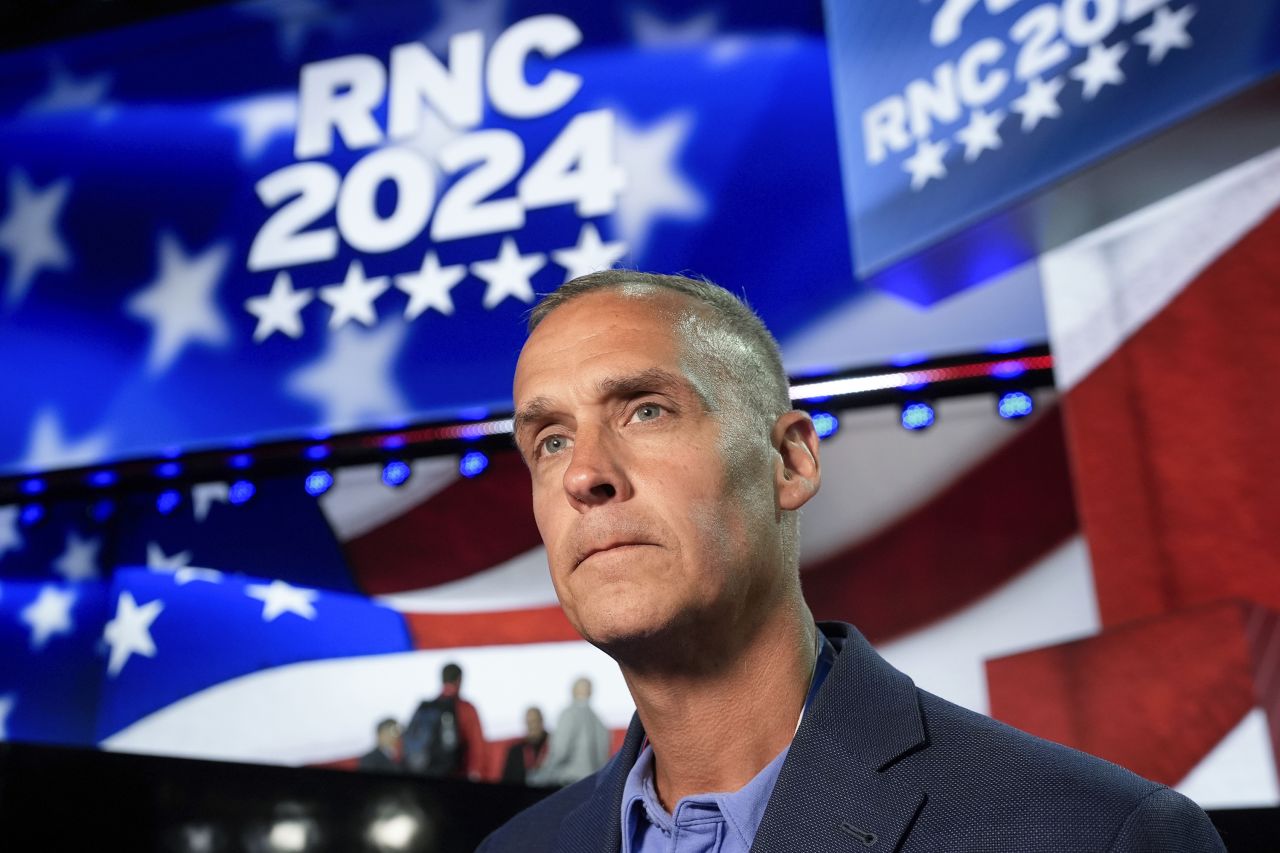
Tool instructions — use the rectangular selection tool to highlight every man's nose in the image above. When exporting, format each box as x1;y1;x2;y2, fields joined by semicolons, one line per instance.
563;426;631;509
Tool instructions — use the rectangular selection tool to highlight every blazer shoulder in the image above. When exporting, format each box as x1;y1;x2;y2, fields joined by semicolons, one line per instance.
1106;786;1226;852
475;774;600;853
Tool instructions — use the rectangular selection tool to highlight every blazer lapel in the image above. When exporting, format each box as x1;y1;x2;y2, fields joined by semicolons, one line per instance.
553;713;647;853
751;622;928;853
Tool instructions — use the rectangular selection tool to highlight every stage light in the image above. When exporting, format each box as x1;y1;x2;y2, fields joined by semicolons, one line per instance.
229;453;253;470
811;412;839;440
157;490;181;515
382;460;411;488
304;470;334;497
91;499;116;522
997;391;1034;420
459;451;489;478
991;360;1026;379
901;401;936;431
228;480;256;505
304;444;330;461
156;462;181;479
20;478;45;496
19;504;44;526
88;470;117;487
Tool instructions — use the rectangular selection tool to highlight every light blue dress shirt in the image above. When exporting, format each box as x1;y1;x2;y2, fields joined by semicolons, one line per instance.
619;633;835;853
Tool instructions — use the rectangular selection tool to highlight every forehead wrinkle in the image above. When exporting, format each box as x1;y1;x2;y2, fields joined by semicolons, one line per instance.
594;367;711;411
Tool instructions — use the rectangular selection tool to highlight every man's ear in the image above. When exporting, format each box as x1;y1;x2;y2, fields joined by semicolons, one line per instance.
772;410;821;511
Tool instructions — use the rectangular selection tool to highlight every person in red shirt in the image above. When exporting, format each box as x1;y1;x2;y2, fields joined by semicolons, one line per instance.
404;662;487;780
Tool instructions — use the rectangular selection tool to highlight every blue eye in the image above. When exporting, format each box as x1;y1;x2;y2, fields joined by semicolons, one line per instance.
633;404;662;422
540;435;569;456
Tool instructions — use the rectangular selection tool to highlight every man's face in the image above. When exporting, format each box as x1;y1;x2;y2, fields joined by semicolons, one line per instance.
513;290;783;654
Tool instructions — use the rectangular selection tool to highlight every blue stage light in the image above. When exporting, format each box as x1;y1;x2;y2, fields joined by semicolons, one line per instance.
157;489;181;515
811;412;839;440
91;499;116;522
228;480;256;505
382;460;411;488
229;453;253;470
991;360;1026;379
305;470;334;497
901;402;936;431
88;470;117;488
998;391;1035;420
19;504;44;526
459;451;490;478
21;479;45;496
305;444;331;461
156;462;181;479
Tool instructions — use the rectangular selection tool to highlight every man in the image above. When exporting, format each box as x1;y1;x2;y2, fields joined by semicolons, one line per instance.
481;271;1225;851
529;677;611;787
403;662;486;780
357;717;403;773
503;706;550;785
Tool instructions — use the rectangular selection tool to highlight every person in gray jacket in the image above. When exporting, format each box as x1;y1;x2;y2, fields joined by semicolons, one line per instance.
529;677;611;787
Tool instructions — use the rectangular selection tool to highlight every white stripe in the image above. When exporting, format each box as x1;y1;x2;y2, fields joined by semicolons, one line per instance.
800;393;1057;563
1175;708;1280;809
1040;145;1280;393
376;547;558;613
318;456;458;542
876;535;1099;716
101;641;634;766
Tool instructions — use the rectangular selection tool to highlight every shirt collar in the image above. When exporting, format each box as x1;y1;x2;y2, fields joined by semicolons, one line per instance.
620;630;837;852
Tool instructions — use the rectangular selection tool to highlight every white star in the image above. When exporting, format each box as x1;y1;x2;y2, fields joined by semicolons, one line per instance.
1135;4;1195;65
287;320;410;429
320;260;389;330
127;232;232;375
903;138;949;190
0;169;73;308
217;93;298;160
1070;41;1128;101
103;591;164;678
395;251;467;319
53;532;100;582
239;0;346;60
245;579;318;622
20;408;111;472
246;271;313;342
551;223;628;282
955;108;1005;162
1011;76;1065;131
630;6;720;45
0;506;23;561
25;65;112;114
146;541;193;572
612;111;706;258
191;481;230;523
471;237;545;309
0;694;13;739
174;567;224;586
20;585;77;651
421;0;508;55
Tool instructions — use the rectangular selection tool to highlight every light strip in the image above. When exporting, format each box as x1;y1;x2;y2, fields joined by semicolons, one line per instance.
789;356;1052;401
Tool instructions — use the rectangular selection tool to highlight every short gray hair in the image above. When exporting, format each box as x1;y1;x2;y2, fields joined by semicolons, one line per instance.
527;270;791;431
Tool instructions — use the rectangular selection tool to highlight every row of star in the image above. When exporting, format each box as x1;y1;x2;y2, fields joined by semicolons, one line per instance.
245;223;627;343
901;3;1196;191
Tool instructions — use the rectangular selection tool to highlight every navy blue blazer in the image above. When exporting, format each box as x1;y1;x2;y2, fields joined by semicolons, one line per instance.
479;622;1226;852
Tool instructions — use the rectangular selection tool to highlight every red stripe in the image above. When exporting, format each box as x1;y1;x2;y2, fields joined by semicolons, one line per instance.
802;405;1078;644
1060;206;1280;626
344;451;543;596
987;601;1257;785
403;605;582;649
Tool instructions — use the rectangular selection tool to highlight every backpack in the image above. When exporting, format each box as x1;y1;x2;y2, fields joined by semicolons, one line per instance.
403;695;463;776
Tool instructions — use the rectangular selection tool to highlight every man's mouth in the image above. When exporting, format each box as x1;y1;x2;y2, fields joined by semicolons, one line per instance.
575;542;651;568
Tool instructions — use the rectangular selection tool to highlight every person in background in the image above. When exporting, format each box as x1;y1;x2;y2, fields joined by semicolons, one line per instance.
529;677;610;787
502;706;550;785
402;662;486;780
357;718;403;773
